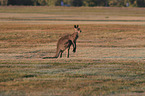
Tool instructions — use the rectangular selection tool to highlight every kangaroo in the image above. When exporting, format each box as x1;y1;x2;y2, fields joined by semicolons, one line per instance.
43;25;82;59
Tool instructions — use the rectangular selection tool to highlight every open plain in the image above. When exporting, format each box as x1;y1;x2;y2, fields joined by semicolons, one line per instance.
0;6;145;96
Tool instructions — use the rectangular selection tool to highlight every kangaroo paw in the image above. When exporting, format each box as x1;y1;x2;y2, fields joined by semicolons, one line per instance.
73;49;76;53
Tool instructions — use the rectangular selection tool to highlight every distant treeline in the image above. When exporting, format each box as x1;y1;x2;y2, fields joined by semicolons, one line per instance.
0;0;145;7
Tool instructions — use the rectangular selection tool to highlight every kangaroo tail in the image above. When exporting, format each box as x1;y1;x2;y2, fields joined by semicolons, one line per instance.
42;56;58;59
42;49;61;59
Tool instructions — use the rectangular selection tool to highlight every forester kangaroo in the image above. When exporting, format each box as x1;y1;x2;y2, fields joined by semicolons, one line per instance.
43;25;82;59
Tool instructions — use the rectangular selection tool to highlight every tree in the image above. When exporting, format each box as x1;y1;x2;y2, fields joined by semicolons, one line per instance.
2;0;145;7
71;0;83;6
0;0;8;5
136;0;145;7
108;0;124;7
83;0;108;7
8;0;33;5
36;0;56;6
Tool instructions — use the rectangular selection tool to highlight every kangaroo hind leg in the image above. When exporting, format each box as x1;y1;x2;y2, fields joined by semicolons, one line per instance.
67;47;71;58
60;51;63;58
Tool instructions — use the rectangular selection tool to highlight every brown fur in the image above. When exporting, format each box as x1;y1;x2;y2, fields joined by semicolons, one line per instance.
43;25;82;59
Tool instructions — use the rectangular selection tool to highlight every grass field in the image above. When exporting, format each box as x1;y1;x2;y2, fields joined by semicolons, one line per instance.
0;6;145;96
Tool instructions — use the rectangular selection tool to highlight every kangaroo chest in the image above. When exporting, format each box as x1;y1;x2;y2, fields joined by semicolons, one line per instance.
71;33;79;41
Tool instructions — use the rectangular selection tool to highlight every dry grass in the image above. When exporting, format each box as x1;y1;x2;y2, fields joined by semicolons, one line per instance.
0;24;145;48
0;6;145;25
0;6;145;96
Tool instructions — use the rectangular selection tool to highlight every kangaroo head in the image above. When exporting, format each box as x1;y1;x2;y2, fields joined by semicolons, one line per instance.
74;25;82;33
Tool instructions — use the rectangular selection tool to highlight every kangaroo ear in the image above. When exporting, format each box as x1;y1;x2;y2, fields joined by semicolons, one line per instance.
77;25;79;28
74;25;76;28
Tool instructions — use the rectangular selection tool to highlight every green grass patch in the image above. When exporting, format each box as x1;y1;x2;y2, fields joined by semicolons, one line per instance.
0;60;144;96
